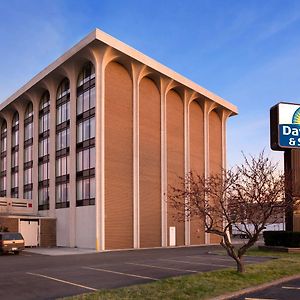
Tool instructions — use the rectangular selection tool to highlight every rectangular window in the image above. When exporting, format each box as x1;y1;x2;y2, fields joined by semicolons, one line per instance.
77;117;95;143
24;145;32;162
12;130;19;147
56;182;69;203
24;123;33;141
0;176;6;192
11;151;18;168
24;190;32;200
38;187;49;206
56;156;69;177
77;177;95;201
39;138;49;157
56;128;70;151
38;162;49;181
24;168;32;185
11;172;18;188
77;147;95;171
0;156;6;172
57;102;70;125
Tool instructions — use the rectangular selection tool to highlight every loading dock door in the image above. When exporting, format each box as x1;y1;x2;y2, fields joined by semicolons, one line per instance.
19;220;39;247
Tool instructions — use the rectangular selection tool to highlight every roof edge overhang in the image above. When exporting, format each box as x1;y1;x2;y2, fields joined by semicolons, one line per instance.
1;28;238;115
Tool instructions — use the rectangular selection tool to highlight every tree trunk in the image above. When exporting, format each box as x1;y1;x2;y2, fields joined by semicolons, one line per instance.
236;258;244;273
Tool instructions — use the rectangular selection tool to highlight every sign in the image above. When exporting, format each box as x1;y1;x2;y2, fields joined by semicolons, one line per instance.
270;102;300;150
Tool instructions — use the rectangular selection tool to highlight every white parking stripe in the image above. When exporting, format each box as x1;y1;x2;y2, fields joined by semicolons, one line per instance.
186;255;258;263
282;286;300;290
160;259;230;268
245;298;277;300
245;298;276;300
126;262;199;273
83;266;158;281
27;272;97;291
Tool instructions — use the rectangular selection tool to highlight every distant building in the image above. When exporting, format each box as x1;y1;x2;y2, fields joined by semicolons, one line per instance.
0;29;237;250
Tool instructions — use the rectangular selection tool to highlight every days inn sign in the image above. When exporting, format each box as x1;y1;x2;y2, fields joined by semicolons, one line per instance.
270;102;300;150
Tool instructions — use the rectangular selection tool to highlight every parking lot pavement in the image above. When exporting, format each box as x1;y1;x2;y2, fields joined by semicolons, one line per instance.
228;278;300;300
0;245;272;300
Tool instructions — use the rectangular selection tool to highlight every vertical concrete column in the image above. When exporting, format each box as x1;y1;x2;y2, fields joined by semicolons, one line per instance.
48;85;57;217
220;110;231;171
17;108;25;199
95;48;106;251
160;79;168;247
184;93;190;246
32;98;40;215
203;100;217;244
69;69;77;248
132;63;141;249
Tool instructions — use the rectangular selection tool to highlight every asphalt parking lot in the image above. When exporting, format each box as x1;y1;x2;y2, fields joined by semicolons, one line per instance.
229;277;300;300
0;245;272;300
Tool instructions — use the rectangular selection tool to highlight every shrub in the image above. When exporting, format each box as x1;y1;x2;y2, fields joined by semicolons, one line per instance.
263;231;300;248
0;225;8;232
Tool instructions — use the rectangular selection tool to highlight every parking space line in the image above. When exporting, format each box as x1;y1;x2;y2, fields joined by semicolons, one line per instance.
282;286;300;290
83;266;158;281
186;255;234;262
27;272;97;291
245;298;277;300
160;259;230;268
186;255;255;263
126;262;199;273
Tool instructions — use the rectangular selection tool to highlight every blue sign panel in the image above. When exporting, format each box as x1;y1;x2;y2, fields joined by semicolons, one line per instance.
276;103;300;149
279;124;300;148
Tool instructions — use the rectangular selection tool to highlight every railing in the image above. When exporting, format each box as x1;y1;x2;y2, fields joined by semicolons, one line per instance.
0;197;34;215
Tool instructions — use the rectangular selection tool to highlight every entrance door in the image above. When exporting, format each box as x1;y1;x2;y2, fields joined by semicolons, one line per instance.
19;220;39;247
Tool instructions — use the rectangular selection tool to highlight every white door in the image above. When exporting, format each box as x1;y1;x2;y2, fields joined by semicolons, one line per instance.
19;220;39;247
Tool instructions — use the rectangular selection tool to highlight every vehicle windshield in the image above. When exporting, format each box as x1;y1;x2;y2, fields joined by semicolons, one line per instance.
0;233;23;240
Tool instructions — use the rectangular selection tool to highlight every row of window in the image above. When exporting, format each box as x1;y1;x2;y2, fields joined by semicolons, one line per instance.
0;62;96;210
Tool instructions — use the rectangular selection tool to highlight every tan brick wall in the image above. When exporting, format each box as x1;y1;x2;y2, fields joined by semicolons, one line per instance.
167;90;185;246
105;62;133;250
40;219;56;247
189;100;205;245
139;77;161;248
209;110;222;244
0;217;18;232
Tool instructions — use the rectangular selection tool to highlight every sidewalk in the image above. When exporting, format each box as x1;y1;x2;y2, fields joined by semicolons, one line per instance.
24;247;97;256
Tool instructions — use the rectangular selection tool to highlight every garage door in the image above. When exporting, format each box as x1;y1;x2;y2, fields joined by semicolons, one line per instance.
19;220;39;247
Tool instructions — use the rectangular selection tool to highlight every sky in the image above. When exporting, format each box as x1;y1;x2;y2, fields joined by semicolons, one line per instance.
1;0;300;168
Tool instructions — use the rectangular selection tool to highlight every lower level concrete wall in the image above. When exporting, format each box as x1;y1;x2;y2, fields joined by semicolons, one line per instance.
76;206;96;249
56;209;70;247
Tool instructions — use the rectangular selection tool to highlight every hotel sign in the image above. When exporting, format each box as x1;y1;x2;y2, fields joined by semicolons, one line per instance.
270;102;300;150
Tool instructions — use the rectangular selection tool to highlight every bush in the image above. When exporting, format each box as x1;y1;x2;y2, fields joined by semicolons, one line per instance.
263;231;300;248
0;225;8;232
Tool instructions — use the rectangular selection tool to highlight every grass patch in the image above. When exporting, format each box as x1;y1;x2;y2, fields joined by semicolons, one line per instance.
65;249;300;300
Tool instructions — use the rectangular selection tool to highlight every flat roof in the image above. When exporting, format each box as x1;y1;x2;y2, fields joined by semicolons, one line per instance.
0;28;238;115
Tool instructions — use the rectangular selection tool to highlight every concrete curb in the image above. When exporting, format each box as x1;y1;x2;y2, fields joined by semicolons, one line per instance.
211;274;300;300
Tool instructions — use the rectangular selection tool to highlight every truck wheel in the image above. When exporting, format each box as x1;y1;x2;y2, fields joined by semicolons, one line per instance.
13;251;19;255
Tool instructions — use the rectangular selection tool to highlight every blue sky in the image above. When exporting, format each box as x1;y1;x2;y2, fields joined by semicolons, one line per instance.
1;0;300;167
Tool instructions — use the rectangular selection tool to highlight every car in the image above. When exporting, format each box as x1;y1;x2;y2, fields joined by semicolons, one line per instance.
0;232;25;255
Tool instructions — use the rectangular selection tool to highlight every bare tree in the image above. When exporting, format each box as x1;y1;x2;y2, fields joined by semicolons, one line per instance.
168;151;294;273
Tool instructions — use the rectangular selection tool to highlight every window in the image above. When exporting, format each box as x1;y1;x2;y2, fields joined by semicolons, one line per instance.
11;151;18;168
77;117;95;143
11;172;18;188
0;121;7;196
38;186;49;207
24;190;32;200
39;138;49;157
24;168;32;185
38;162;49;181
56;102;70;125
76;178;95;204
77;147;95;171
24;102;33;200
56;78;70;208
56;128;70;151
76;62;95;207
56;183;69;204
56;156;69;177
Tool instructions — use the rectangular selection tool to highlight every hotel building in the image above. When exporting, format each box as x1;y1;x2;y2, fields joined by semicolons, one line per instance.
0;29;237;250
